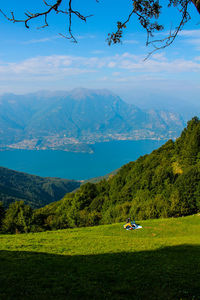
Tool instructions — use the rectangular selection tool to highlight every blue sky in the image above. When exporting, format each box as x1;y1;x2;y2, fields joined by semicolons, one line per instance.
0;0;200;105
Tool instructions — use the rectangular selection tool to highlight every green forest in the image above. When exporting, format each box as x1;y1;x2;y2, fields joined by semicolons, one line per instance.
1;117;200;234
0;167;80;209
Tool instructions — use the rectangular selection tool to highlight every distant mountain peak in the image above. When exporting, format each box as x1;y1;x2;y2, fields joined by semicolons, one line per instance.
68;88;118;100
0;89;185;151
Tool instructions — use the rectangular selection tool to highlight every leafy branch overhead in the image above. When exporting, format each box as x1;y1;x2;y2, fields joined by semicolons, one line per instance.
0;0;97;43
0;0;199;55
107;0;192;58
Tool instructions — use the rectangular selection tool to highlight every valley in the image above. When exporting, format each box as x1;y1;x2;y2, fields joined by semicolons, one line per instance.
0;166;81;208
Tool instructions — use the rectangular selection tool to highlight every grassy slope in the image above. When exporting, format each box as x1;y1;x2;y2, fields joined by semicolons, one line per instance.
0;215;200;299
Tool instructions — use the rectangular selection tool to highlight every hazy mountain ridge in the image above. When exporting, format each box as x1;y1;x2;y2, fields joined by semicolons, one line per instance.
130;93;200;121
0;89;185;152
0;166;81;208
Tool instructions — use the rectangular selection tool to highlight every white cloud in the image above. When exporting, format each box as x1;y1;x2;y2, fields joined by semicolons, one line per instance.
186;38;200;50
1;53;200;77
112;72;120;76
108;62;116;68
123;39;139;45
91;50;105;54
0;55;96;82
22;36;59;44
0;52;199;93
179;29;200;50
76;34;96;40
179;30;200;37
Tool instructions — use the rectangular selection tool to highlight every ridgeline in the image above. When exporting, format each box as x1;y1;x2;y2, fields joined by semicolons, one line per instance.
0;167;81;209
1;117;200;233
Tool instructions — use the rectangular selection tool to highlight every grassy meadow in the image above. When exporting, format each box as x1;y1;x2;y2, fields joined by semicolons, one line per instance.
0;215;200;299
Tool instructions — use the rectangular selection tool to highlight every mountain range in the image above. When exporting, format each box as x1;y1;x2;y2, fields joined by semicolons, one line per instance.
0;88;185;152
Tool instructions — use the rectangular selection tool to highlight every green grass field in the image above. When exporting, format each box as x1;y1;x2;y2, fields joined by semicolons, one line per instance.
0;215;200;299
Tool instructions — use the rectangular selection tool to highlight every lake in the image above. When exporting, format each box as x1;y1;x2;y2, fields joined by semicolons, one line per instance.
0;140;165;180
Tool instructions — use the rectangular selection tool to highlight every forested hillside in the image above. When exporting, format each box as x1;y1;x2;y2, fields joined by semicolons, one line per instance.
1;117;200;233
0;167;81;208
35;117;200;230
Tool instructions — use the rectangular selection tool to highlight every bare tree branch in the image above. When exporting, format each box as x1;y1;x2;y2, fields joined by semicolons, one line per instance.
144;0;191;59
0;0;94;43
0;0;199;56
0;0;63;29
107;0;192;59
107;1;164;47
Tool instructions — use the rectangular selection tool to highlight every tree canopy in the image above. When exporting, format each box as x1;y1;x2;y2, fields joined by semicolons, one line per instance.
0;1;200;56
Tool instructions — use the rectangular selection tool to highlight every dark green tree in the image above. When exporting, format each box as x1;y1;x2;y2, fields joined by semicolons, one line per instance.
176;117;200;166
3;201;33;234
0;201;5;231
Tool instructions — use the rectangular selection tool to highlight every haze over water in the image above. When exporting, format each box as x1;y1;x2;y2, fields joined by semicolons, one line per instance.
0;140;165;180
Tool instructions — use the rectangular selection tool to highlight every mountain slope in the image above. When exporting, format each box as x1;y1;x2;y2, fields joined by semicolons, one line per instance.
0;167;81;208
0;89;185;151
37;117;200;229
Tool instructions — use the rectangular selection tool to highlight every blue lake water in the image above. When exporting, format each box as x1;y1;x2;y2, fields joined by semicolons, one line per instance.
0;140;165;180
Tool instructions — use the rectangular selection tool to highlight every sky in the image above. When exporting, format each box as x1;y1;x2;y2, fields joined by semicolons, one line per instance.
0;0;200;107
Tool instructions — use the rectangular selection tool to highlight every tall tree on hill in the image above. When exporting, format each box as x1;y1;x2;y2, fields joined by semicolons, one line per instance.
0;1;199;56
2;201;33;234
0;202;5;231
